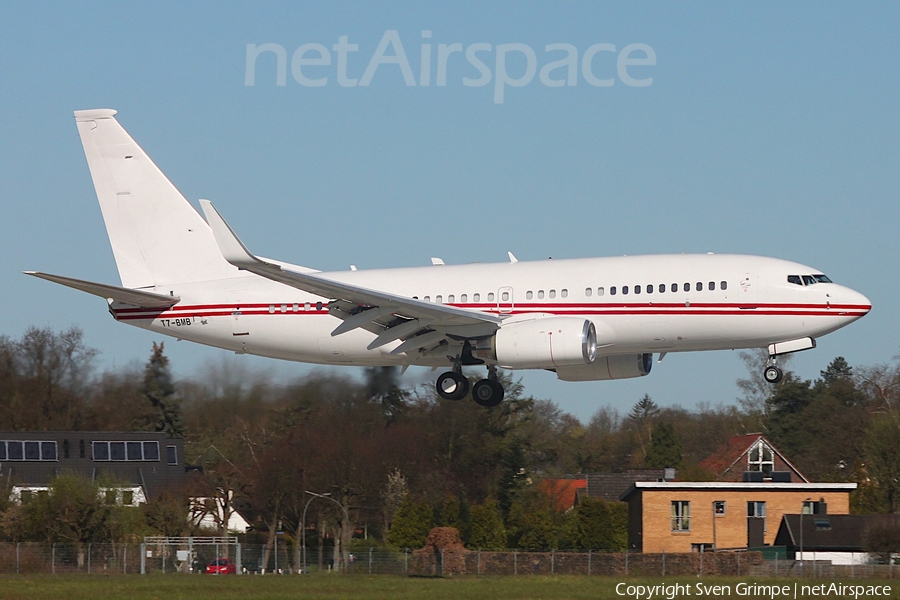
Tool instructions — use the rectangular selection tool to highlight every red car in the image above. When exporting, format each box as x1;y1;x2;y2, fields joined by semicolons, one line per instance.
205;558;237;574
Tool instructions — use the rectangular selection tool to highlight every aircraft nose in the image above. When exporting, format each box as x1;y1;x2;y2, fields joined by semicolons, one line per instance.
838;286;871;317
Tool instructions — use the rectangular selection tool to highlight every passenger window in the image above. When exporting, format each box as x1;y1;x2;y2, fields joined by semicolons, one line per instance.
659;284;666;293
424;296;431;302
561;289;568;298
623;286;629;295
436;295;443;303
474;293;480;302
671;283;678;293
281;304;287;313
787;275;802;286
448;295;455;303
598;287;605;296
683;283;690;292
721;281;727;290
646;284;653;294
461;294;467;303
316;301;323;311
293;303;299;312
488;292;495;302
709;282;715;291
634;285;640;295
526;291;533;299
538;290;545;299
501;291;509;301
696;282;703;291
305;302;311;311
269;305;275;313
585;288;592;297
610;287;617;296
549;290;556;299
803;275;817;285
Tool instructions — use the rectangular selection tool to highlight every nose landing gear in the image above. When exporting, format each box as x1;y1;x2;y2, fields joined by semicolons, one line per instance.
763;357;784;384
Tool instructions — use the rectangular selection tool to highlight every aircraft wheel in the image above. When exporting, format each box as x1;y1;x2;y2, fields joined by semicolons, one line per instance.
436;372;469;401
763;365;783;384
472;379;504;407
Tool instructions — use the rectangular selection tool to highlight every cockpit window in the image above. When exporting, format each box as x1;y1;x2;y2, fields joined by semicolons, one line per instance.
813;274;832;283
787;275;802;286
802;275;817;286
788;274;834;286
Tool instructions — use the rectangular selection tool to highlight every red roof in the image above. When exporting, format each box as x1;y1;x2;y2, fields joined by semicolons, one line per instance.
538;478;586;511
699;433;809;483
699;433;765;476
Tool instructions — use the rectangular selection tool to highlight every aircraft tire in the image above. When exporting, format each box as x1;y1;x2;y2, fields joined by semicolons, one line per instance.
472;379;504;407
763;365;783;384
436;372;469;401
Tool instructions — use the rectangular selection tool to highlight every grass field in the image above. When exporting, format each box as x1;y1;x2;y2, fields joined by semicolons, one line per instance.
0;575;897;600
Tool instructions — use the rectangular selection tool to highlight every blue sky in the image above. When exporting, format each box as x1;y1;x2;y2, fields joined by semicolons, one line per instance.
1;2;897;421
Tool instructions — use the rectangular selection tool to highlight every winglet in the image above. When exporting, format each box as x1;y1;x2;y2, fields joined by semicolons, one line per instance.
508;252;518;263
199;199;268;270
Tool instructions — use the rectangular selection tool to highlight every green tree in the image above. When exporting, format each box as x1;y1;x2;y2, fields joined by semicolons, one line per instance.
862;415;900;512
138;342;185;436
467;499;506;549
571;497;627;550
26;474;111;567
645;421;683;469
387;496;433;549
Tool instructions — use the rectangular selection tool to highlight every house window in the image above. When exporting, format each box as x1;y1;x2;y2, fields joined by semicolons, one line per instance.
714;501;726;516
167;445;178;466
122;490;134;506
748;440;774;475
143;441;160;461
747;501;766;518
803;500;827;515
92;440;159;461
110;442;126;461
105;490;118;505
0;441;58;461
671;500;690;531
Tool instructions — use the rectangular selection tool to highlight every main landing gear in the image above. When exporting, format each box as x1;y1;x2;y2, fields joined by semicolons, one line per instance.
436;365;505;407
763;357;784;384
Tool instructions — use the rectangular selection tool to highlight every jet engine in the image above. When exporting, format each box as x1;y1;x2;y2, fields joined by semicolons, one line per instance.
474;317;597;370
555;353;653;381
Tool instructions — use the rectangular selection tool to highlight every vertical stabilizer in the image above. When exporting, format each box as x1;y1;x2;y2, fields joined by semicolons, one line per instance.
74;109;232;289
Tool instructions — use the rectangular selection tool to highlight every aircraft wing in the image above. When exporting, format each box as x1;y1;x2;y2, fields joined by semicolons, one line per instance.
199;200;501;350
25;271;180;308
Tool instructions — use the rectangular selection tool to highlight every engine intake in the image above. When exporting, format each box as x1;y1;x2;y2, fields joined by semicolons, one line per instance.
475;317;597;370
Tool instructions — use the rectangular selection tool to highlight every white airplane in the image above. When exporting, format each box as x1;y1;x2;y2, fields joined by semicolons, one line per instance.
27;109;871;407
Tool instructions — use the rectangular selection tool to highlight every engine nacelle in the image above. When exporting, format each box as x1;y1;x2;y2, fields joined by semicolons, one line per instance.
477;317;597;370
555;353;653;381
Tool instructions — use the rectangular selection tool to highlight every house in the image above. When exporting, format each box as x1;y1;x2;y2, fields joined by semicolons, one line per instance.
0;431;187;505
700;434;808;482
774;514;900;565
620;481;857;553
539;469;676;512
537;477;586;512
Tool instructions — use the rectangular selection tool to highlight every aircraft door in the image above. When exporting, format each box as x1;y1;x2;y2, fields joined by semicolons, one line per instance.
498;287;514;314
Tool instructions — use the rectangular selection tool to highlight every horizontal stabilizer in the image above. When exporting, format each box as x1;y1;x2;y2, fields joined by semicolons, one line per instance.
25;272;180;308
